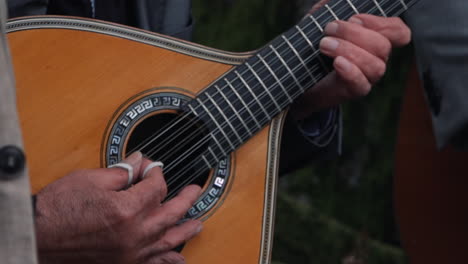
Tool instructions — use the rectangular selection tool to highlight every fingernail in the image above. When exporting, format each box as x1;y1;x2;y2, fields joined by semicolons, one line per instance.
124;151;142;165
349;17;363;25
335;56;352;73
320;37;339;52
196;224;203;234
325;21;339;35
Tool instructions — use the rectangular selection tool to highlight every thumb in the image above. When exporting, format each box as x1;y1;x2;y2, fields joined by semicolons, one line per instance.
91;151;144;190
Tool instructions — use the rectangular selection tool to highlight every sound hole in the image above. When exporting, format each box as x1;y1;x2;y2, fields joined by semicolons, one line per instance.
126;112;211;199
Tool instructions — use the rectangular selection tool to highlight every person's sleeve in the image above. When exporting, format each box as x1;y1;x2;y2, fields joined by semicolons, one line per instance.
279;107;341;175
404;0;468;150
7;0;48;18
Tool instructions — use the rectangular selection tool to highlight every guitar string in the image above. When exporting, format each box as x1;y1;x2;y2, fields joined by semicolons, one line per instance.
129;0;410;161
131;0;402;199
134;0;410;163
112;0;412;199
126;0;373;155
162;0;411;200
141;0;370;162
142;0;401;164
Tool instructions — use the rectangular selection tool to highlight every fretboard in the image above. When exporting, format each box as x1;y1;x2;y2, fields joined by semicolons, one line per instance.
184;0;417;167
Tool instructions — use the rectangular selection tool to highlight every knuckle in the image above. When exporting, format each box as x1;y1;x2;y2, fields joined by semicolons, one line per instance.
165;212;182;226
380;39;392;60
400;25;412;44
159;181;168;200
375;60;387;78
112;198;137;221
156;239;174;253
353;82;372;97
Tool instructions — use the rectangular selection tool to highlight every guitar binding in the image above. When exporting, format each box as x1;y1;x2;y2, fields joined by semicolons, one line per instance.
103;88;233;220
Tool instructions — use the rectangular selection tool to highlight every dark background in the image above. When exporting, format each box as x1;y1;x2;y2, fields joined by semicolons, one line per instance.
192;0;414;263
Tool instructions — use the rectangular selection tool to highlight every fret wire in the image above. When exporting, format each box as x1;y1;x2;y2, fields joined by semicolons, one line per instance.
295;25;317;52
197;98;235;151
190;0;387;151
325;4;339;20
281;35;317;84
193;0;402;126
371;0;387;16
188;104;199;116
210;133;227;157
224;78;262;129
245;62;282;113
309;14;323;32
345;0;359;14
139;0;415;189
208;146;219;163
234;70;272;120
190;0;396;125
165;0;414;188
398;0;408;10
269;44;305;93
256;54;293;104
214;84;253;136
201;154;212;168
206;92;243;143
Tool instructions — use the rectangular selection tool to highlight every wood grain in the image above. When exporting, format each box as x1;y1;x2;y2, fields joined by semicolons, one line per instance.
9;24;277;264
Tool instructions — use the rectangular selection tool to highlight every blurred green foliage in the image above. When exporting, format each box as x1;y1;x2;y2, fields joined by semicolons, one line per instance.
193;0;412;263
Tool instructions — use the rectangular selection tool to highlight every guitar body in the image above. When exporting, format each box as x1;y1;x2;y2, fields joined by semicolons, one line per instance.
395;66;468;263
7;17;281;264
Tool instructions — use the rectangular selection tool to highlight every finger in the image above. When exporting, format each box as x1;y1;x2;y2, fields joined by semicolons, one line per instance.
144;185;201;233
145;251;185;264
307;0;330;14
127;158;167;205
348;14;411;47
320;37;386;84
91;151;144;190
151;220;202;253
334;56;371;97
324;20;392;61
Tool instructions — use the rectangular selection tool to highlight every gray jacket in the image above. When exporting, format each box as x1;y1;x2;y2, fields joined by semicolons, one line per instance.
0;0;37;262
405;0;468;150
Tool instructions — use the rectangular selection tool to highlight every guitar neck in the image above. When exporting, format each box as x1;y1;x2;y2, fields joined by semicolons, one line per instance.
185;0;416;162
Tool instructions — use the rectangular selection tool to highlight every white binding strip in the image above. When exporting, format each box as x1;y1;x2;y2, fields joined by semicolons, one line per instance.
197;98;235;151
215;84;253;136
256;54;293;104
235;70;271;120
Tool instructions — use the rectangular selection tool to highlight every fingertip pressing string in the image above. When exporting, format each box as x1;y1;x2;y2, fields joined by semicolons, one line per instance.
108;163;134;188
142;161;164;179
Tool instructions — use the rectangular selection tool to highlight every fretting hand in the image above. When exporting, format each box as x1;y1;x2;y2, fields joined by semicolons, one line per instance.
290;4;411;119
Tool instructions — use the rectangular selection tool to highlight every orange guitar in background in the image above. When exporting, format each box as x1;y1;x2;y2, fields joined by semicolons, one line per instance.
395;66;468;263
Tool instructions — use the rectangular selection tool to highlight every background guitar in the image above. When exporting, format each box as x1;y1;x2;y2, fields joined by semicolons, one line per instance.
395;66;468;264
7;0;416;264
